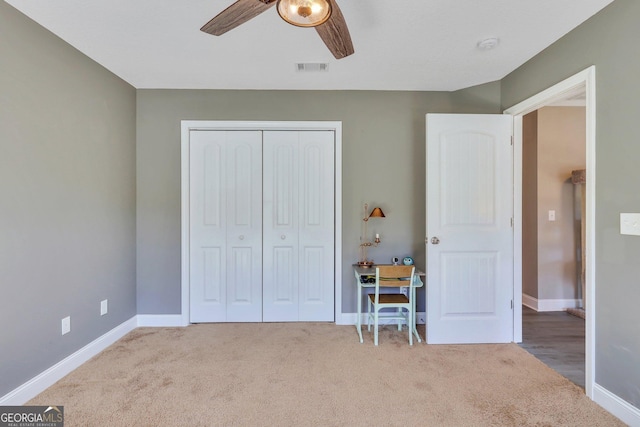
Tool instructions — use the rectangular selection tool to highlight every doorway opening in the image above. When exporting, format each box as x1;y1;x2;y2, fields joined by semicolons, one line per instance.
518;98;587;388
505;66;596;398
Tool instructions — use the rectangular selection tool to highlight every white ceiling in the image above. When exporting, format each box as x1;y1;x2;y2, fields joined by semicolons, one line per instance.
4;0;615;91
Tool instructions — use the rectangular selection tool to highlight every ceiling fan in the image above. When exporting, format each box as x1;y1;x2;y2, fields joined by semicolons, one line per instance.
200;0;354;59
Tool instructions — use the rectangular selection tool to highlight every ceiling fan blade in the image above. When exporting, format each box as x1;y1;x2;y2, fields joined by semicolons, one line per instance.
315;0;354;59
201;0;275;36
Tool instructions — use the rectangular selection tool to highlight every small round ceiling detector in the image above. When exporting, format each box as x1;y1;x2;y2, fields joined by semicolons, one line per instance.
477;37;500;51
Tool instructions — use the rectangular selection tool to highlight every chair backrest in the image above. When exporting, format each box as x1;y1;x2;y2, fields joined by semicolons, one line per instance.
375;265;415;288
371;266;414;305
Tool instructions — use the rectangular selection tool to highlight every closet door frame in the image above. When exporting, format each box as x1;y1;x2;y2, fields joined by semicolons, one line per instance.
180;121;343;325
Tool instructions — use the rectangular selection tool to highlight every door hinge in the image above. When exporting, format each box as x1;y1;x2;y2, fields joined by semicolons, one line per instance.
510;136;514;146
511;300;514;309
510;217;513;227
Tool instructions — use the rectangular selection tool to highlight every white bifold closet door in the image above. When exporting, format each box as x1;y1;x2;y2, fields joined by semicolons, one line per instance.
189;129;334;323
263;131;335;322
189;131;263;323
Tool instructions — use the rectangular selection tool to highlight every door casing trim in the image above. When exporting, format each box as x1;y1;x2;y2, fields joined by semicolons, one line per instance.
504;66;596;399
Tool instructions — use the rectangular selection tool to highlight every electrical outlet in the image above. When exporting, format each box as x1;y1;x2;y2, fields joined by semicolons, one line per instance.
620;213;640;236
548;210;556;221
61;316;71;335
100;299;108;316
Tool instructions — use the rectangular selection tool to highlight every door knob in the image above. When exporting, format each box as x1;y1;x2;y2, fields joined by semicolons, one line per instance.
431;237;440;245
239;235;245;240
281;235;286;240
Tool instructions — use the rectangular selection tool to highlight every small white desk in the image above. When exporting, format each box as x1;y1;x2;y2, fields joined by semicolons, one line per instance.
353;265;425;344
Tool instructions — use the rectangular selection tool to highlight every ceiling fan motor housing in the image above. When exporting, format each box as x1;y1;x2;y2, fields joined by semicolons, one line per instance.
201;0;353;59
276;0;332;27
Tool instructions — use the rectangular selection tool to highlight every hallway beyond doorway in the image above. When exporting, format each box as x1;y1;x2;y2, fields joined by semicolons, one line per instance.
519;306;585;388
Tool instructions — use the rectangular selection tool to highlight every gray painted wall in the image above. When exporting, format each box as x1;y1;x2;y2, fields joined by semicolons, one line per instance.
523;109;587;302
502;0;640;408
0;3;137;397
537;107;586;301
136;86;501;315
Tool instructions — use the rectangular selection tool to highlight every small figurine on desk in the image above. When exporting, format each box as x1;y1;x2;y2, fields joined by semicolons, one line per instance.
403;256;414;266
392;257;399;266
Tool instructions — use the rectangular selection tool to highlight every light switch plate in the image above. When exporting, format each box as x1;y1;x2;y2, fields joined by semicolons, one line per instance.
548;210;556;221
620;213;640;236
61;316;71;335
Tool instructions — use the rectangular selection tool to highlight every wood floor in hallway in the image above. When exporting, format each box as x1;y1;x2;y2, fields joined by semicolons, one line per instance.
519;306;586;389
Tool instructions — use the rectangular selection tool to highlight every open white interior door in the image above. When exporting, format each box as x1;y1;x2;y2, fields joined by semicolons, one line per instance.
426;114;513;344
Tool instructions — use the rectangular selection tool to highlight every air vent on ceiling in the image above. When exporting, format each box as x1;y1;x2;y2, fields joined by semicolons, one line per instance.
296;63;329;72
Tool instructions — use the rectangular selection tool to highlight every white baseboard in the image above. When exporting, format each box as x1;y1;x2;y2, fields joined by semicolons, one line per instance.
0;316;138;406
522;294;582;312
522;294;538;310
0;315;189;405
338;312;426;326
593;383;640;426
137;314;188;327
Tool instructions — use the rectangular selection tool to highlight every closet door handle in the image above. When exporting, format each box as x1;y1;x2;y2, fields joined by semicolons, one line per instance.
239;235;245;240
281;235;286;240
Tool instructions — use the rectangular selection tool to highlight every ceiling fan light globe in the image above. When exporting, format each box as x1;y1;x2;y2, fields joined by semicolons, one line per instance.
277;0;332;27
298;6;312;18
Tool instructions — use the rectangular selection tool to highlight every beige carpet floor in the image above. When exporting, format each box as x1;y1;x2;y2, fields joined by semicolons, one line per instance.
28;323;623;426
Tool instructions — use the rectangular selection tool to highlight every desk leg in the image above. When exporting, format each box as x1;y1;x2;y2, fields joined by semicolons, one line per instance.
354;272;364;343
357;281;364;343
412;287;422;343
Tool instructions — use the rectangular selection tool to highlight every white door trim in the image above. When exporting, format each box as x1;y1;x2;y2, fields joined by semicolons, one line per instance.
504;66;596;399
181;121;343;325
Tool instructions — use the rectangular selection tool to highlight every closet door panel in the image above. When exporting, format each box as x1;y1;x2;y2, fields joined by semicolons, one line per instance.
298;132;335;321
272;246;297;304
190;131;262;323
190;131;227;322
263;132;300;321
226;132;263;322
203;248;224;302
